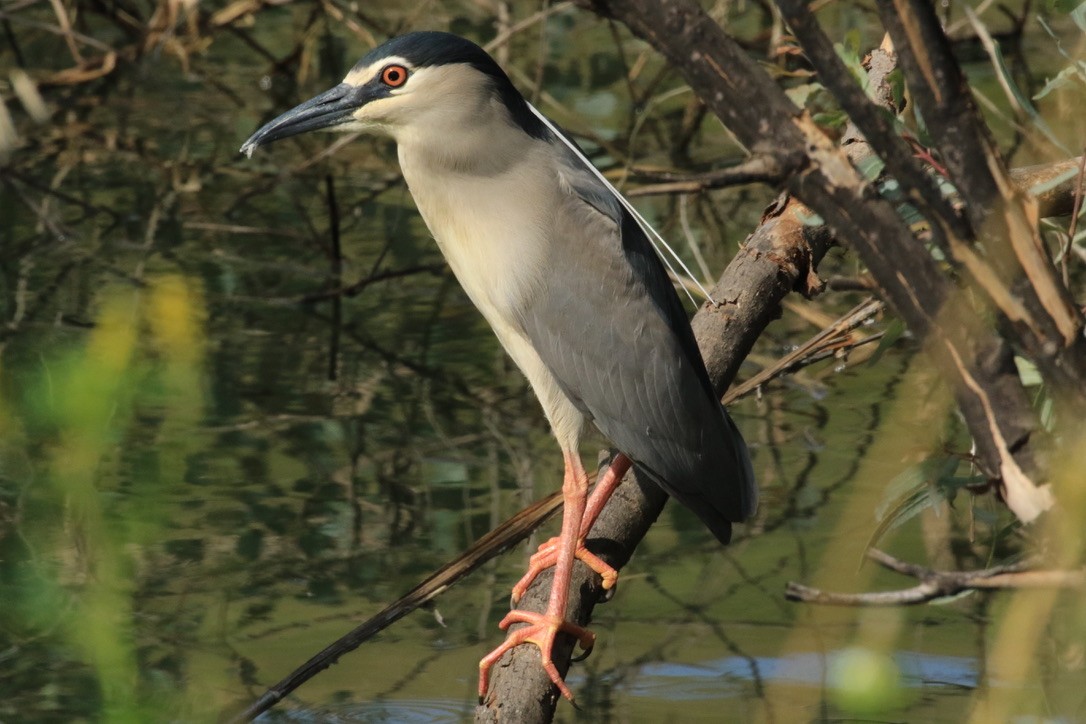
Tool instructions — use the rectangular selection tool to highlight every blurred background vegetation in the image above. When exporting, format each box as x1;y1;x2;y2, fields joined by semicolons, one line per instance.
1;0;1084;721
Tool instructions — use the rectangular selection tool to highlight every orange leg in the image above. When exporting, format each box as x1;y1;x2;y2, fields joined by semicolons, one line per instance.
479;450;607;701
509;453;632;604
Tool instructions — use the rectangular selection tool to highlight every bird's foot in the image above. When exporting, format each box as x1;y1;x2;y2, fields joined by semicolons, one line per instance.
478;609;595;701
510;538;618;604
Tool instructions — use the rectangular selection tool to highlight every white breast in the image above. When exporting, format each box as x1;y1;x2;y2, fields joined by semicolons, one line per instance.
399;150;549;321
396;137;586;447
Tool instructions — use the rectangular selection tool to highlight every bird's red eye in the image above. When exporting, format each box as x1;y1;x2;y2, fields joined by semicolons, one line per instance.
381;64;408;88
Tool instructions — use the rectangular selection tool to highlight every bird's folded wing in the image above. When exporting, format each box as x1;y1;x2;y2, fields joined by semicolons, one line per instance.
515;150;757;536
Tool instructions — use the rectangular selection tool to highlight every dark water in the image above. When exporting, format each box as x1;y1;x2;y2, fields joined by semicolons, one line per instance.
2;2;1083;722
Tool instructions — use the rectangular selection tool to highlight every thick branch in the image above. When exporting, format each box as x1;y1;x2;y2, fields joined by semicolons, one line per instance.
576;0;1047;498
878;0;1086;400
776;0;970;247
628;156;1086;211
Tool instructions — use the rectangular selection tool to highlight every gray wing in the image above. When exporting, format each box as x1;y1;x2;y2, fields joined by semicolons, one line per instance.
517;144;757;542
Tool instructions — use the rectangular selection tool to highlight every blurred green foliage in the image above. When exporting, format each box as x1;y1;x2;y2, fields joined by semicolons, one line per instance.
1;275;207;719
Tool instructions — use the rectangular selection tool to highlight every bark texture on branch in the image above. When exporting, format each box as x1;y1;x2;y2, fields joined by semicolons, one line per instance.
877;1;1086;398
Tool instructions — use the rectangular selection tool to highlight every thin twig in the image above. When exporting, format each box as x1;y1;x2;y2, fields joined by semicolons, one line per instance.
785;549;1082;606
723;298;884;404
484;2;573;54
297;264;445;303
325;175;342;381
1061;149;1086;286
626;155;785;196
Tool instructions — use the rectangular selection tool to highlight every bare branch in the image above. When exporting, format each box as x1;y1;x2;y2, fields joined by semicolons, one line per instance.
626;154;785;196
785;549;1084;606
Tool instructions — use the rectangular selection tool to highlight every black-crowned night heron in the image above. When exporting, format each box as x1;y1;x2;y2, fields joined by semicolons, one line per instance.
240;31;757;701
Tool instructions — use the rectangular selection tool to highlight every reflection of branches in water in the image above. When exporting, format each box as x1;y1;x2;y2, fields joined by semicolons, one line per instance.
644;573;770;701
373;649;446;700
227;492;564;722
376;450;418;544
558;551;800;720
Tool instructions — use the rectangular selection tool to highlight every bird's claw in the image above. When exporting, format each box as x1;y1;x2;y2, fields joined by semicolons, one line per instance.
478;610;596;701
510;536;618;604
570;642;595;663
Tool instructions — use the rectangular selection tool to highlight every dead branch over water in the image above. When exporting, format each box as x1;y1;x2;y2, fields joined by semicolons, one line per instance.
786;549;1085;606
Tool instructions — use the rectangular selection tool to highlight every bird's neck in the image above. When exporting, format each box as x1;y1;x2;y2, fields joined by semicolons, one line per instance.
393;91;535;179
397;130;523;179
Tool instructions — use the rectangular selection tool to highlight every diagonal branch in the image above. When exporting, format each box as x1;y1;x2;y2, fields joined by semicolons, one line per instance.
476;126;842;724
775;1;970;247
573;0;1048;508
877;0;1086;401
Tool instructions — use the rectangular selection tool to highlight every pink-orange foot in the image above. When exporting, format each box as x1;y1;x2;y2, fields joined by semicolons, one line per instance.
510;538;618;604
478;609;596;701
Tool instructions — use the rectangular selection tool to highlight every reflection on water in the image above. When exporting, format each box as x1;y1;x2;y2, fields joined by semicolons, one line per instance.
1;2;1081;723
267;700;472;723
263;650;976;721
625;650;977;697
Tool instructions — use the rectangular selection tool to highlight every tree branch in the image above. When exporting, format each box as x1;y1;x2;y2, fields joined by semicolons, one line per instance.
776;0;970;247
626;154;785;196
877;0;1086;402
785;549;1085;606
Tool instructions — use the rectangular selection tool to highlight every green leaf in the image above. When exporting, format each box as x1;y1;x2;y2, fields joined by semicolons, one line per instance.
786;82;824;108
1014;356;1043;387
865;456;960;555
867;319;906;367
796;210;824;226
834;29;867;86
896;202;925;227
879;178;901;196
1048;0;1079;12
886;69;907;111
1072;0;1086;30
937;177;959;198
1040;396;1055;430
812;110;848;130
986;30;1071;153
856;155;886;181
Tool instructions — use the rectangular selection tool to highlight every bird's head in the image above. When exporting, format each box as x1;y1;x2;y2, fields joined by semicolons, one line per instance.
240;31;546;157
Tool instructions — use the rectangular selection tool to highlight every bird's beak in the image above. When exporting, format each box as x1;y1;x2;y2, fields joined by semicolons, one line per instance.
240;83;362;157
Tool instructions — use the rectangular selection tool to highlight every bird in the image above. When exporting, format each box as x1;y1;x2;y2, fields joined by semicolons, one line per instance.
240;30;757;702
